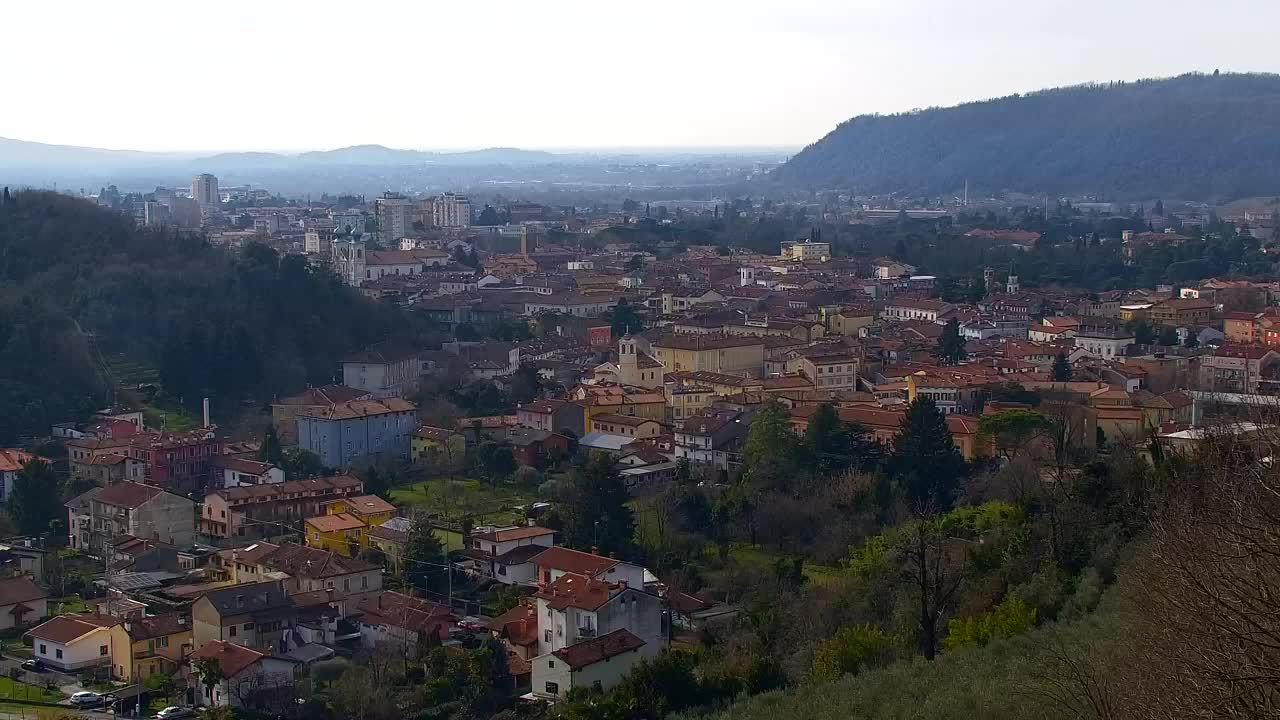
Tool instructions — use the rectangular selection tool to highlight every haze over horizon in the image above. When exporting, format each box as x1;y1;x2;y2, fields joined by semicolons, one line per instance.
8;0;1280;154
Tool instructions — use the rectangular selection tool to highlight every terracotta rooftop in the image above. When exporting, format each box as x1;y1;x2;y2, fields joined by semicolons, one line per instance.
304;513;365;533
189;640;266;678
535;572;619;611
274;384;371;407
528;546;619;577
343;495;396;516
0;576;48;607
552;628;645;669
298;397;416;421
259;544;376;579
213;475;362;503
651;333;764;351
471;525;555;543
28;614;118;643
85;481;164;510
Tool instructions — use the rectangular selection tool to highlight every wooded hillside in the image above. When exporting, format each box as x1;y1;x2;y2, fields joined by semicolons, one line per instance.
773;72;1280;199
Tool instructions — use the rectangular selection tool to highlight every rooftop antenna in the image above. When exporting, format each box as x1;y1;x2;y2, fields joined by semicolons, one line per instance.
964;179;969;208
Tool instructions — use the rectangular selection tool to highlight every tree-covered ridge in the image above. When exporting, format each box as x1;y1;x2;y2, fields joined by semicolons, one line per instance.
0;190;434;442
773;72;1280;199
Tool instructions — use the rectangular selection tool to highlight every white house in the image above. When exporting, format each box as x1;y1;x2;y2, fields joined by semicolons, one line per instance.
211;457;284;488
881;299;950;322
527;546;647;589
872;259;917;279
189;640;297;709
531;628;648;700
531;572;662;658
0;576;48;631
27;614;117;671
466;525;556;585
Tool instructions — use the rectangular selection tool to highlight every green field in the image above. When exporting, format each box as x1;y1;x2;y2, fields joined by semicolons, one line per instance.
390;477;537;525
704;542;843;586
48;597;88;615
0;677;65;703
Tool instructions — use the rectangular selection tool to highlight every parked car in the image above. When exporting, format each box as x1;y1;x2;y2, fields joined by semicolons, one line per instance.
70;691;105;707
156;706;195;719
457;616;487;632
20;659;44;672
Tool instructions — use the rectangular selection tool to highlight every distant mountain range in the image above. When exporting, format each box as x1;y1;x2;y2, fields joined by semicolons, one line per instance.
0;138;563;171
773;72;1280;200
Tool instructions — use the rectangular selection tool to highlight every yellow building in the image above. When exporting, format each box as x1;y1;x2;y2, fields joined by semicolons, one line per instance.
305;513;368;556
108;613;193;682
305;495;396;556
666;385;716;422
573;387;667;433
650;334;765;376
411;426;466;469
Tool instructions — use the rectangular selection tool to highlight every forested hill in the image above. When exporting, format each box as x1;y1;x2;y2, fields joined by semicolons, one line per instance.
773;72;1280;199
0;191;432;444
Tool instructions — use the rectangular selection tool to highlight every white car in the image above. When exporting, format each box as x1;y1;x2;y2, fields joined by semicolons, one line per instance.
156;706;195;719
70;691;104;707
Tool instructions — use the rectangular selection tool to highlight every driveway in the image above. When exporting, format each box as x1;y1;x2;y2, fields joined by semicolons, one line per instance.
0;652;93;699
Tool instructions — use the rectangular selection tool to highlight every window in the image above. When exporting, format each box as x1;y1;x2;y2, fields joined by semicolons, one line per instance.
361;575;368;589
100;645;109;656
544;630;551;642
157;636;169;648
229;626;237;637
56;649;63;659
548;660;555;669
593;680;603;692
545;682;559;695
244;622;254;630
38;644;46;655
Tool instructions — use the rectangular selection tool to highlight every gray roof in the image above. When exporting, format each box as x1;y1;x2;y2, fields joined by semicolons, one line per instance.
201;580;292;616
577;432;637;451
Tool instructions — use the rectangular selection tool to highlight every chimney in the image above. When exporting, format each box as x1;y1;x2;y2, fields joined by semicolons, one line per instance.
178;616;187;626
608;551;616;559
591;546;599;555
202;398;211;429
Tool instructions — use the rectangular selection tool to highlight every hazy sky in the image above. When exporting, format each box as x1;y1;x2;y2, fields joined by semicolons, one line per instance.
6;0;1279;152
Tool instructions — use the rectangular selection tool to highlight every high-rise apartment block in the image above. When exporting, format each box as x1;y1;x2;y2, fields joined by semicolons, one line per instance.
428;192;472;228
191;174;220;209
374;192;412;245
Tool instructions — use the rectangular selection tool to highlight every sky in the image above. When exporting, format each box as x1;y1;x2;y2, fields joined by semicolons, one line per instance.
5;0;1280;153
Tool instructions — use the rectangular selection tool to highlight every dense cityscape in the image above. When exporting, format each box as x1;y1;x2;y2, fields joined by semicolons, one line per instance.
3;9;1280;719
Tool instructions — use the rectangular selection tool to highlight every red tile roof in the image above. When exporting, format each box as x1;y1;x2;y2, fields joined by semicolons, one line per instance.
91;481;164;509
0;450;45;473
535;572;618;611
189;640;265;677
528;546;619;577
0;577;48;607
28;614;117;643
552;629;645;669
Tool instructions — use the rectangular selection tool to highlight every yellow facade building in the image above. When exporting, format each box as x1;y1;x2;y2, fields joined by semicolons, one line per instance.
108;613;193;682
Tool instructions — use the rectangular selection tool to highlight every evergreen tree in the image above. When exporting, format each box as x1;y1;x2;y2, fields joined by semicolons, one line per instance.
259;426;283;465
1184;332;1200;349
1051;353;1073;381
742;400;800;492
1158;326;1180;346
889;397;965;511
400;513;446;592
803;403;844;473
610;297;644;337
559;455;635;556
1132;320;1156;345
934;318;967;366
9;459;60;536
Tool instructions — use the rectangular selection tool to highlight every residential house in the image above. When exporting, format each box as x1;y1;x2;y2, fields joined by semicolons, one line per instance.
531;629;648;700
211;458;284;488
532;571;661;657
1198;344;1280;394
506;429;573;468
27;613;118;672
66;481;196;555
1148;297;1214;327
199;475;364;541
528;546;647;588
188;640;297;709
488;600;539;680
304;492;395;557
585;415;664;439
1073;323;1136;360
357;591;455;658
127;431;223;493
0;576;48;631
881;298;951;322
466;525;556;585
191;580;297;652
244;544;381;612
673;411;748;469
411;426;467;469
69;452;147;486
296;397;417;469
872;259;917;279
796;354;860;391
108;612;193;682
270;385;372;445
341;344;423;398
1221;311;1262;344
650;334;765;376
523;293;620;318
0;450;48;502
516;399;586;437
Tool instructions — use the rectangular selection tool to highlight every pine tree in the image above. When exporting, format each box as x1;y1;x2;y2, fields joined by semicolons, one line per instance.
9;459;61;537
890;397;965;511
400;513;446;591
1051;353;1073;381
259;426;283;465
559;455;635;556
742;400;800;492
934;318;967;366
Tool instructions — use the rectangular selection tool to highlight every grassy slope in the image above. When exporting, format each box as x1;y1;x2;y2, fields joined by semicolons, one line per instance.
681;609;1120;720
